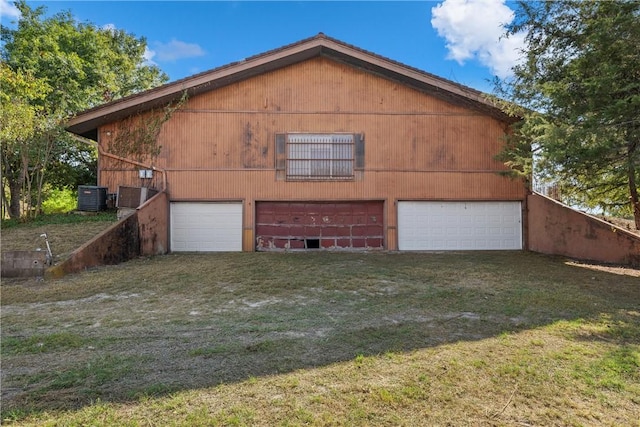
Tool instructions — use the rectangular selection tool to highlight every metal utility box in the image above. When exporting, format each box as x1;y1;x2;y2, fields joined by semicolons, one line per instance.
116;186;158;208
78;185;108;212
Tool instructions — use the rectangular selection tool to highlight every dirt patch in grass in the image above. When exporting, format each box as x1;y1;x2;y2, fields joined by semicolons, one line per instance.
567;260;640;277
2;250;639;425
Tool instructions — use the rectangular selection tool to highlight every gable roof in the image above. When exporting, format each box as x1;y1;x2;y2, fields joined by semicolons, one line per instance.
66;33;513;138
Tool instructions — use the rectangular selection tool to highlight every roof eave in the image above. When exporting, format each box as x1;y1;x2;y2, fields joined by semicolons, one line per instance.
316;42;513;122
66;40;327;136
66;35;514;137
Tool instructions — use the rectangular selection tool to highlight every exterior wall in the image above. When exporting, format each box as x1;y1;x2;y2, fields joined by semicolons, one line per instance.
528;193;640;267
97;56;527;251
138;191;169;255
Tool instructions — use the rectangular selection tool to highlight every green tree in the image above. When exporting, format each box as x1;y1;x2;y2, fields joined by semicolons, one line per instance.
0;1;168;219
0;63;50;218
496;1;640;228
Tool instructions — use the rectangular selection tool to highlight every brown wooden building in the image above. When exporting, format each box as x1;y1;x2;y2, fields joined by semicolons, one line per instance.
67;34;527;252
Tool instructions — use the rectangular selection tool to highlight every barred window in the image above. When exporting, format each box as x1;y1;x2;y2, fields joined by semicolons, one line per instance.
275;133;364;181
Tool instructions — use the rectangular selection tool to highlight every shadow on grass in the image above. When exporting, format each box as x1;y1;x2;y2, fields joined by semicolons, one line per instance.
1;251;639;418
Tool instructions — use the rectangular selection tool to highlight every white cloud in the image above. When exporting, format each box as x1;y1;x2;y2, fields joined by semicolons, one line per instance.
431;0;525;78
102;23;116;33
0;0;21;19
143;46;157;66
98;23;158;68
151;39;206;62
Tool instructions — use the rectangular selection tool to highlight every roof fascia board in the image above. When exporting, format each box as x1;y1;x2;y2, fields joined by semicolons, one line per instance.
67;36;510;135
318;40;488;105
66;40;326;135
317;40;510;121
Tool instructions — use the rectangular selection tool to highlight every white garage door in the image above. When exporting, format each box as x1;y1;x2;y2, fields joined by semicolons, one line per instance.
170;202;242;252
398;201;522;250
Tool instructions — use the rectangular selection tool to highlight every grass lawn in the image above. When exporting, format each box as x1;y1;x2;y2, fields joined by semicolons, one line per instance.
1;221;639;425
1;212;118;262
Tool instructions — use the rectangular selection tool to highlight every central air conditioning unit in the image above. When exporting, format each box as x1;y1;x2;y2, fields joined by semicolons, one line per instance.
116;186;158;208
78;185;108;212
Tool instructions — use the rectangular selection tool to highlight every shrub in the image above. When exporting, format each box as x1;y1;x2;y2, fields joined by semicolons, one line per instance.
42;188;77;214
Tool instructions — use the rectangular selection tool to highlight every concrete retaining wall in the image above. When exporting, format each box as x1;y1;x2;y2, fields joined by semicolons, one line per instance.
528;193;640;267
1;251;49;278
138;191;168;256
46;191;169;278
46;213;140;278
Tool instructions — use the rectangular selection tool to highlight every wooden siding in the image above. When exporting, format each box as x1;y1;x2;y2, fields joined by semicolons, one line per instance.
97;56;526;251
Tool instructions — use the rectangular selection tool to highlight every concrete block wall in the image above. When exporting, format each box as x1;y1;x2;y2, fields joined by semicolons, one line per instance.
1;251;48;278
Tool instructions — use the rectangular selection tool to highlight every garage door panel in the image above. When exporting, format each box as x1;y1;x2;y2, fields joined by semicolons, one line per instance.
170;203;242;252
398;201;522;250
256;201;384;250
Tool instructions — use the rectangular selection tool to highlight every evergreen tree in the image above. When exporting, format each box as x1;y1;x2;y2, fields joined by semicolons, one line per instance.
496;1;640;227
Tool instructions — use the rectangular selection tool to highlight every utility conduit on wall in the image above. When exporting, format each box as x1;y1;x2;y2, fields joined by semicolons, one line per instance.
67;133;168;191
44;134;171;279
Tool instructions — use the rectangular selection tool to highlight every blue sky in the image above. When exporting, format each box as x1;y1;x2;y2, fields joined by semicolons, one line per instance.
1;1;525;93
